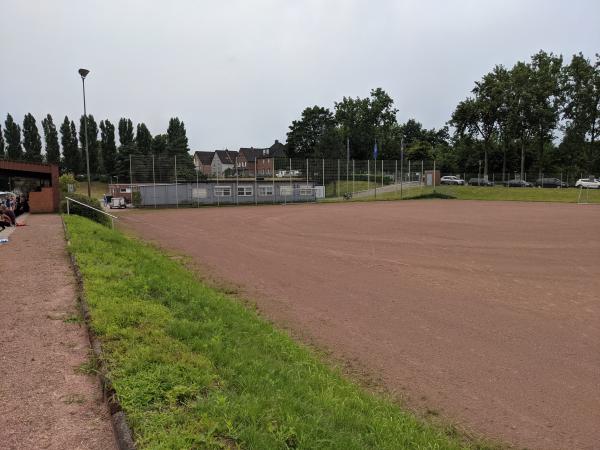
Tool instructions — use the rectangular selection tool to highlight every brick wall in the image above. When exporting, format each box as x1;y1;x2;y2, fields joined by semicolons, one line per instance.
29;187;55;213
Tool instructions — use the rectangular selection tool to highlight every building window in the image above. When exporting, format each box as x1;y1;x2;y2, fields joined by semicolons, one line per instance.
119;188;131;193
237;186;253;196
258;185;274;196
192;188;207;199
214;186;232;197
299;187;313;196
280;186;293;196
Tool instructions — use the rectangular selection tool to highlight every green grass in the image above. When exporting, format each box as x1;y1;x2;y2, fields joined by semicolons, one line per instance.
64;215;493;450
327;185;600;204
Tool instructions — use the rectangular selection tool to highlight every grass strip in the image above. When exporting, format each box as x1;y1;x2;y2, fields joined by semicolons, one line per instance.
65;215;490;449
323;185;600;203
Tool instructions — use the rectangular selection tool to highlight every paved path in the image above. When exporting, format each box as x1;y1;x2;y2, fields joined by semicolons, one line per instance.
0;214;116;450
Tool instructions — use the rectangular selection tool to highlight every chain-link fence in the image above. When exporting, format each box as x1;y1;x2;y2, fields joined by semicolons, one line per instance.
120;155;597;207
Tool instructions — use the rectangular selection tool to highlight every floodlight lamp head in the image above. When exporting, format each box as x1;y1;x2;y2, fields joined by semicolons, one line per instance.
78;68;90;79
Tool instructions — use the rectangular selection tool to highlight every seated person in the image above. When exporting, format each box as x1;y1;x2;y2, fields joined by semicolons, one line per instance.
0;209;12;231
0;205;16;226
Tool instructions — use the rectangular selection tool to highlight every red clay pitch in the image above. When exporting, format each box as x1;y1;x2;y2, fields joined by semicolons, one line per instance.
120;200;599;450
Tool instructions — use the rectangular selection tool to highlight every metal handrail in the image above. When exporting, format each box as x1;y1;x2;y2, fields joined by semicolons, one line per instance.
65;196;118;228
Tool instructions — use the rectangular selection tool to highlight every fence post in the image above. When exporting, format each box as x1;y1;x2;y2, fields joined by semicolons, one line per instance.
395;160;398;193
322;159;325;195
272;158;275;204
381;159;384;187
255;159;257;206
289;158;292;203
236;156;239;205
129;155;133;205
337;159;340;197
421;160;424;187
368;160;370;192
306;158;309;189
400;155;403;199
152;154;157;208
66;198;70;215
433;159;436;192
196;165;199;207
352;159;355;194
174;155;179;208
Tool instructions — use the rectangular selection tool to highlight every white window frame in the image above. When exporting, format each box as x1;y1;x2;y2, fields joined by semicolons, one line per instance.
192;188;207;199
299;187;313;196
280;186;293;196
214;186;232;197
237;186;253;196
258;185;274;196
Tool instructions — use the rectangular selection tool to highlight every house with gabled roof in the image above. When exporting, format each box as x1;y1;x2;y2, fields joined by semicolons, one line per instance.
193;151;214;176
211;149;239;175
236;140;288;176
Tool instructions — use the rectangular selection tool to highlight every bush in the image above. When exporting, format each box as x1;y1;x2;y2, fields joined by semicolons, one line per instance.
61;192;111;227
59;173;79;193
132;191;142;207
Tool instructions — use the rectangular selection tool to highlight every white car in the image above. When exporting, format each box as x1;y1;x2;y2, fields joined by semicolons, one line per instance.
575;178;600;189
440;175;465;185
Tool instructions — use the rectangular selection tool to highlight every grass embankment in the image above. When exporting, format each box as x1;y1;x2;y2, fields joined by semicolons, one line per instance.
330;185;600;203
65;215;486;450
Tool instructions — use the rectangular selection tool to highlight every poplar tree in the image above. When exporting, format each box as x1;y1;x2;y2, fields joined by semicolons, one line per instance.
60;116;79;173
136;123;153;154
42;114;60;164
100;120;117;175
4;114;23;160
0;123;4;157
22;113;43;162
79;114;100;173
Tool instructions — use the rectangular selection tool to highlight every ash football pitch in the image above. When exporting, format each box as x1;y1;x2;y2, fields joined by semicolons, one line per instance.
119;200;599;450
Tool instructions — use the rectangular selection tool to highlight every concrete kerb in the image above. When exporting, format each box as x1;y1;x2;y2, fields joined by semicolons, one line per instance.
61;216;136;450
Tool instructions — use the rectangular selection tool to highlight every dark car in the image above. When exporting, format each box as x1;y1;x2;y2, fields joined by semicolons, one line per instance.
468;178;495;186
505;179;533;188
536;177;568;188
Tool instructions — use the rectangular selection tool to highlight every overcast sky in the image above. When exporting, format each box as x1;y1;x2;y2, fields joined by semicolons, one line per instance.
1;0;598;152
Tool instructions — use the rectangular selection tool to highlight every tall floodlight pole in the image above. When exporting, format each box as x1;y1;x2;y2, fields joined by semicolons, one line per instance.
78;68;91;197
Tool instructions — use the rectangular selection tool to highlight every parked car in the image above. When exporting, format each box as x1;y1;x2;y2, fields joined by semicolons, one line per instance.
505;179;533;188
536;178;568;188
109;197;127;209
575;178;600;189
468;178;495;186
440;175;465;185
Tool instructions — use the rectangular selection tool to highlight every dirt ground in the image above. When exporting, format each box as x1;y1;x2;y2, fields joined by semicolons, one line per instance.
0;215;116;450
120;201;600;450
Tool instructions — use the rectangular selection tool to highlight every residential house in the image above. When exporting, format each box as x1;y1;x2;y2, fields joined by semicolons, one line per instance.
237;147;262;176
237;140;288;177
193;151;214;176
211;149;239;176
256;140;287;176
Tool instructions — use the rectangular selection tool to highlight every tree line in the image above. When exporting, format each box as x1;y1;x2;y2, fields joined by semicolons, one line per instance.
285;51;600;178
0;113;195;179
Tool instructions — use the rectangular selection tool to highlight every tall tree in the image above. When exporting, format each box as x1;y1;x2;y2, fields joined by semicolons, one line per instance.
22;113;43;162
151;134;167;155
118;118;135;147
166;117;194;179
60;116;80;173
0;123;4;157
335;88;398;160
286;106;342;158
136;123;153;154
70;120;81;172
528;51;563;176
42;114;60;164
79;114;100;173
116;118;135;178
4;114;23;160
563;53;600;171
99;120;117;175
